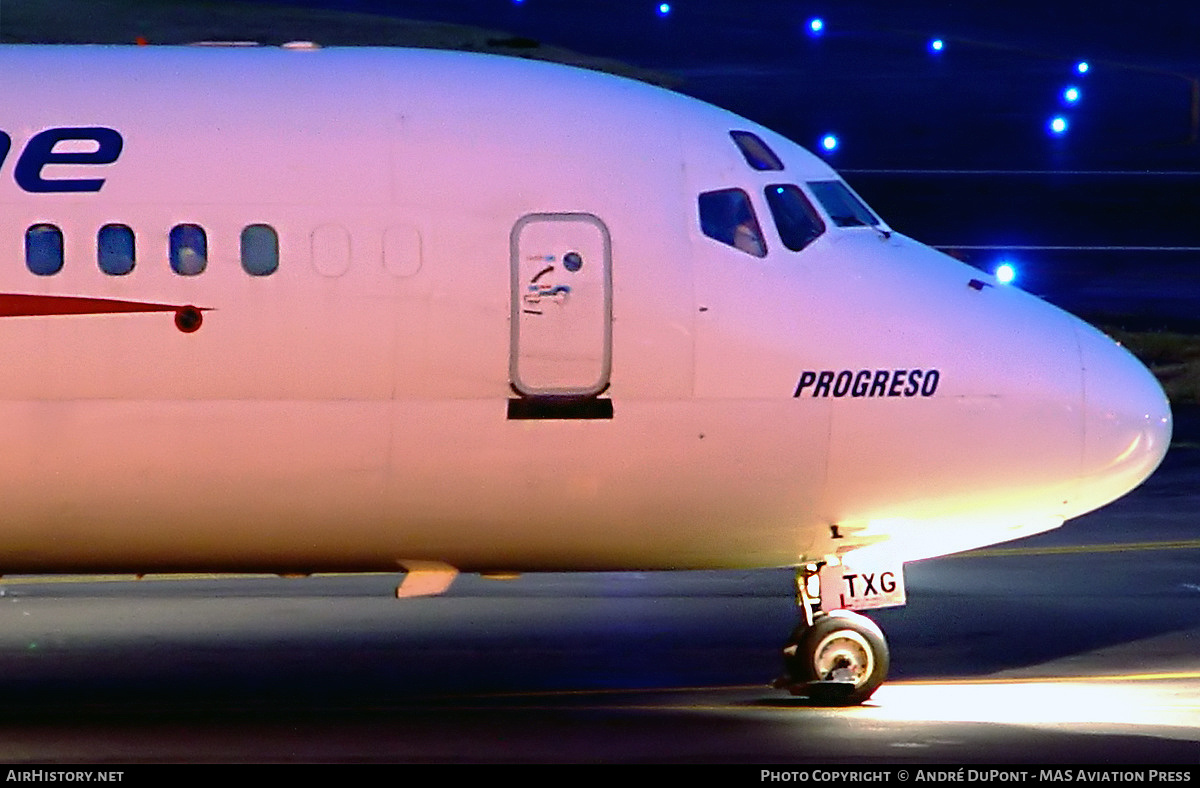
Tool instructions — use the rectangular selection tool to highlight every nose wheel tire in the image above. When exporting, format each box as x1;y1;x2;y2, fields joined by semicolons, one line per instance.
781;609;889;705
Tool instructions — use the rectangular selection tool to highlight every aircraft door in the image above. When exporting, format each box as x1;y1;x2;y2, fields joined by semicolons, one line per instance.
510;213;612;398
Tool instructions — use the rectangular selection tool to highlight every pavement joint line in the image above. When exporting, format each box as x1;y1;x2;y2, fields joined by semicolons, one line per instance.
842;169;1200;176
891;671;1200;685
954;539;1200;558
935;245;1200;252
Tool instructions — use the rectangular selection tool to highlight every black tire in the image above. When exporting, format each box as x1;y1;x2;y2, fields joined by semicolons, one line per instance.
783;610;889;705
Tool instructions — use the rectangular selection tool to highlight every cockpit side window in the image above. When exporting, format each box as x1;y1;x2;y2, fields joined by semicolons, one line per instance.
765;184;825;252
806;180;880;228
698;188;767;257
729;131;784;171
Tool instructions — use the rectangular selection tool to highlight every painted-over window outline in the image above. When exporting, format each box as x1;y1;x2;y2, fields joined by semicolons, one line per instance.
25;223;63;275
97;223;135;275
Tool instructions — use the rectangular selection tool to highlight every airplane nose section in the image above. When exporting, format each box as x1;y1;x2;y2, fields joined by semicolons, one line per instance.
1076;323;1172;513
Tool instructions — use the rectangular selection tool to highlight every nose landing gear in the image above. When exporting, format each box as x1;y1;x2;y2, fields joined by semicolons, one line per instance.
773;564;890;704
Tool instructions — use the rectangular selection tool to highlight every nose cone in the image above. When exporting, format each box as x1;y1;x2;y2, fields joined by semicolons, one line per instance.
1076;323;1172;515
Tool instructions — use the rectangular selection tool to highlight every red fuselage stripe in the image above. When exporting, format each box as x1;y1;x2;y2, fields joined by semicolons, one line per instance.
0;294;205;317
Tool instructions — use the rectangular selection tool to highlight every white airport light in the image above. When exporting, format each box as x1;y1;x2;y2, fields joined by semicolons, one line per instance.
1048;115;1068;135
658;3;671;16
820;134;839;152
1063;86;1080;104
929;38;944;53
809;18;824;35
995;262;1017;285
1076;60;1089;74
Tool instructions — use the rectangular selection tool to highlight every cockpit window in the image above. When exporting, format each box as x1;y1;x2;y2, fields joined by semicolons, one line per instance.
765;184;825;252
730;131;784;171
806;180;881;228
698;188;767;257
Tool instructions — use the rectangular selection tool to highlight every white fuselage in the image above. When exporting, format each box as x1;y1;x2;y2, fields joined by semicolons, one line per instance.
0;45;1170;574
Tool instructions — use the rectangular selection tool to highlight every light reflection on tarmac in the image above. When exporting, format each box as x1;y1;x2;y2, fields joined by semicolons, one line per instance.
876;677;1200;735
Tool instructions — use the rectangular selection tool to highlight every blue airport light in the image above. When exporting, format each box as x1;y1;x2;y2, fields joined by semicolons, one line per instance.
929;38;944;53
1063;86;1080;104
1076;60;1090;74
657;3;671;16
995;262;1017;285
808;18;824;35
820;134;838;152
1048;115;1068;135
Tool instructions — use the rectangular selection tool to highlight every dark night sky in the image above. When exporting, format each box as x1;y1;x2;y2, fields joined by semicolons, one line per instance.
244;1;1200;73
238;0;1200;171
235;1;1200;323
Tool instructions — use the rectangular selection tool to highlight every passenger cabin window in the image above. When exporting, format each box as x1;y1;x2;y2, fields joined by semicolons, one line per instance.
765;185;825;251
240;224;278;276
26;224;63;275
170;224;207;275
98;224;135;275
698;189;767;257
806;180;881;228
730;131;784;171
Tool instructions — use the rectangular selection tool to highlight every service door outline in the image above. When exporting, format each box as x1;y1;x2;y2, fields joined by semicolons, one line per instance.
510;213;612;398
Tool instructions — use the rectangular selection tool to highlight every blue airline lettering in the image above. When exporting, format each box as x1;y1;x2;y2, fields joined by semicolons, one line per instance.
0;127;123;193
